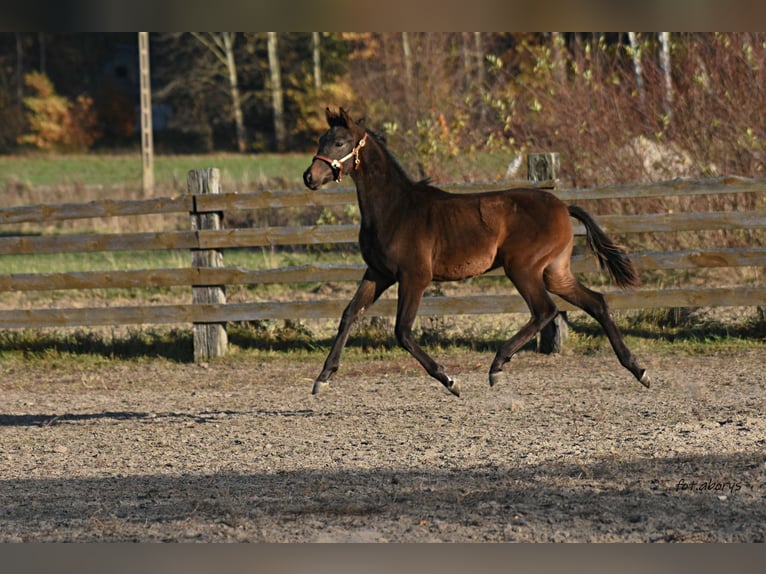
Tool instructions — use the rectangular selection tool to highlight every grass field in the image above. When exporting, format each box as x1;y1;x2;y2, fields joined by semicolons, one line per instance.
0;152;313;189
0;149;515;191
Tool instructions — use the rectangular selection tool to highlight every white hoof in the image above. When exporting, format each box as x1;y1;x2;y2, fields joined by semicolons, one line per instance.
312;380;330;395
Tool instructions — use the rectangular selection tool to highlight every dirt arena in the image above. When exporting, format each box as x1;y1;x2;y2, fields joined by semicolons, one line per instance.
1;346;764;542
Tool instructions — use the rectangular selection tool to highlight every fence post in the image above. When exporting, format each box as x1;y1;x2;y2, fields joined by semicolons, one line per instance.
188;168;227;362
528;153;568;354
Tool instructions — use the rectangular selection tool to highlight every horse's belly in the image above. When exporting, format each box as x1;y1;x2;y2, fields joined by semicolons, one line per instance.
432;253;496;281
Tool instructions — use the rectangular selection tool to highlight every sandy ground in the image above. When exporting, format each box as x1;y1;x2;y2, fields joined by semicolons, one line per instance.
1;346;764;542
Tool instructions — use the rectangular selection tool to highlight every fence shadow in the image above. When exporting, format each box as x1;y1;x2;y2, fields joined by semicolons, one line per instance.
1;452;763;542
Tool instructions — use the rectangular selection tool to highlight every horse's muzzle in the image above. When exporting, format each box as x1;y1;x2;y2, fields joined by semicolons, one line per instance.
303;160;334;190
303;166;318;189
303;165;326;190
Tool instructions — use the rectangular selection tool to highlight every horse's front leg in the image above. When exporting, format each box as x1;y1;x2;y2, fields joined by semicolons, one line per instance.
313;269;393;394
395;276;460;397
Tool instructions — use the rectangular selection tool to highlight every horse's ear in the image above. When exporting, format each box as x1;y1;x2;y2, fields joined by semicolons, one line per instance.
325;107;338;126
339;107;353;126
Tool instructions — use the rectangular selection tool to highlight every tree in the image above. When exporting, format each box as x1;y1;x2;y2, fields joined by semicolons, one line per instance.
401;32;413;87
17;71;99;151
190;32;247;152
474;32;486;123
627;32;646;111
659;32;673;126
312;32;322;89
267;32;286;152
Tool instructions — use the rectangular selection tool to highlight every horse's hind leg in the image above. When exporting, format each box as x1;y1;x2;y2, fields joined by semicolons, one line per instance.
489;272;559;387
544;266;650;387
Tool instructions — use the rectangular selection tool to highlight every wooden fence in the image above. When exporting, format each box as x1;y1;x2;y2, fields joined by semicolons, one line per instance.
1;168;764;360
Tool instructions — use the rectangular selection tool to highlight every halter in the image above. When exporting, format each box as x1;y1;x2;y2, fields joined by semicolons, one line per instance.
312;133;368;182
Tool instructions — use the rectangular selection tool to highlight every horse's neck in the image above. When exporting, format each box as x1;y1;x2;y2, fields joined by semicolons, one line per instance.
353;140;412;229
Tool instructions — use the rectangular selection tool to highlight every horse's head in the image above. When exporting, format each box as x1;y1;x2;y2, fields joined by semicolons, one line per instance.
303;108;368;189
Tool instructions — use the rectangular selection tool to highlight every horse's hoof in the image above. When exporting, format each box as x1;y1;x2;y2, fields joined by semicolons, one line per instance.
446;378;461;397
488;371;502;387
312;380;330;395
639;370;650;388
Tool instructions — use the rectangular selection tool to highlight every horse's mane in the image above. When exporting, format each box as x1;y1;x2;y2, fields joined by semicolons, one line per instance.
326;109;432;187
365;127;432;187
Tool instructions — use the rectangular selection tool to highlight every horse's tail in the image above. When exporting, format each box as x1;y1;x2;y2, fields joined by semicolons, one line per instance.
568;205;641;289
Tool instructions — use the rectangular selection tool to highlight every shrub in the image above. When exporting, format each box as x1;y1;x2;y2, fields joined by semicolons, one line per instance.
17;71;101;151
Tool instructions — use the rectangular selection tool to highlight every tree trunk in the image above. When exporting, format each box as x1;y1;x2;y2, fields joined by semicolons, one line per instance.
15;33;23;110
38;33;46;76
267;32;286;152
627;32;646;111
223;33;247;153
474;32;486;123
550;32;566;84
312;32;322;90
461;32;472;91
190;33;247;153
401;32;413;87
659;32;673;126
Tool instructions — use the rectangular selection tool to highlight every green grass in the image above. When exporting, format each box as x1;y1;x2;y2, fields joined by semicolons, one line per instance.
1;316;763;369
0;250;189;274
0;149;516;190
0;247;360;275
0;152;313;188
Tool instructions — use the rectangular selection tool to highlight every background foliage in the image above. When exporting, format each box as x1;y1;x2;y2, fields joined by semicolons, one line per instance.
1;33;764;186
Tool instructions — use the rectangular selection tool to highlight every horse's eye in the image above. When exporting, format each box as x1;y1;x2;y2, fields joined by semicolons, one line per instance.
335;141;344;147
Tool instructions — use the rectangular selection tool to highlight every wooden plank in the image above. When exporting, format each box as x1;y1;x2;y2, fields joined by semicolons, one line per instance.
0;225;362;255
192;176;766;212
1;176;763;226
0;265;365;292
194;189;357;212
2;247;764;292
197;181;557;211
0;230;198;255
247;175;765;203
396;175;766;201
551;175;766;202
196;211;766;249
0;196;191;225
587;210;766;234
0;268;195;291
197;224;360;249
2;209;762;256
1;287;763;329
628;247;766;271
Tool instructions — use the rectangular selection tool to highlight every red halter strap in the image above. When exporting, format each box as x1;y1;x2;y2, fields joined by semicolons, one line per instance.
312;133;368;182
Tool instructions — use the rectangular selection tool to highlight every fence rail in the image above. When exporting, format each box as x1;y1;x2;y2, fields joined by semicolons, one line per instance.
0;170;764;358
4;210;766;257
2;174;764;225
2;247;765;293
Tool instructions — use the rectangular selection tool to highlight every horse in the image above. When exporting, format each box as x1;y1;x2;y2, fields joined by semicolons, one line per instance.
303;107;650;396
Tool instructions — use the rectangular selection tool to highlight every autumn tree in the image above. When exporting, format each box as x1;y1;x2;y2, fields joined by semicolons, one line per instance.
17;71;99;151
